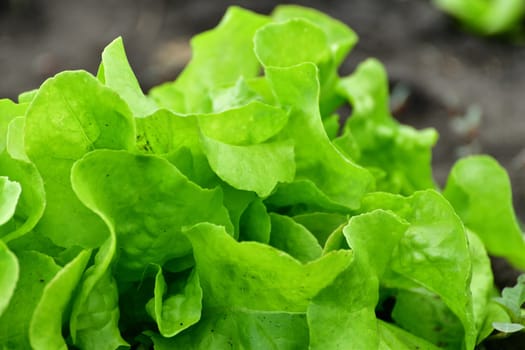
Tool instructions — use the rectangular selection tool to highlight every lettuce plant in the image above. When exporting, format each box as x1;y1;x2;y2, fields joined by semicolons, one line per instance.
433;0;525;35
0;5;524;349
491;274;525;334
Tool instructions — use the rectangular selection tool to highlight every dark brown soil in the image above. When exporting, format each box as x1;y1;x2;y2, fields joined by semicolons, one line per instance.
1;0;524;348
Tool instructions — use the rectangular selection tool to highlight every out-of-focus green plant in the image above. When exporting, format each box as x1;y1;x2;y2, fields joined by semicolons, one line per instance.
433;0;525;35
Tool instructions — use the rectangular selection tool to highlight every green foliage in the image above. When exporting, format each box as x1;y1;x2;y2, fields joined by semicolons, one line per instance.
0;5;523;349
444;156;525;268
433;0;525;35
493;275;525;334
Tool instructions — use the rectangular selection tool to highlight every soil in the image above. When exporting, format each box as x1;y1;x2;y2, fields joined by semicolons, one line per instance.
1;0;525;348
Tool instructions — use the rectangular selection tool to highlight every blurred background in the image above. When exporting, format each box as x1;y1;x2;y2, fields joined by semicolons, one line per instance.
1;0;524;218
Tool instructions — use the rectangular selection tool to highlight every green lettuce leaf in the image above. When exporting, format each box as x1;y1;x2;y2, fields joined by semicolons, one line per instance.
201;135;295;197
269;213;322;263
433;0;525;35
362;190;476;349
0;251;61;349
184;222;352;312
24;70;135;248
0;176;21;226
146;266;202;337
149;309;309;350
492;273;525;335
219;185;256;240
151;7;269;113
239;197;271;243
209;76;264;112
0;139;46;243
198;101;289;146
6;116;29;162
388;230;493;348
69;233;127;350
17;89;38;104
292;212;348;247
156;221;351;348
272;5;358;66
443;155;525;269
479;301;511;341
98;37;158;118
268;5;357;119
135;109;200;155
494;274;525;323
71;149;233;277
0;240;18;317
266;63;373;209
29;249;91;350
378;320;442;350
391;289;464;349
337;59;437;194
135;110;220;189
254;19;330;68
308;209;407;349
0;98;27;153
265;179;351;214
466;230;495;343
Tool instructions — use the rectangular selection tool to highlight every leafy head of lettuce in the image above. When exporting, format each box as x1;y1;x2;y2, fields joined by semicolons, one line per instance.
0;5;523;350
